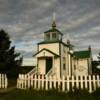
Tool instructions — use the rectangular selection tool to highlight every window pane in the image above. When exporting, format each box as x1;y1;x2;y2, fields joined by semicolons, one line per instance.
46;33;50;40
52;33;56;39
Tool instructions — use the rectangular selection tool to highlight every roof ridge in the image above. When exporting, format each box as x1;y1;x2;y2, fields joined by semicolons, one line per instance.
33;48;60;57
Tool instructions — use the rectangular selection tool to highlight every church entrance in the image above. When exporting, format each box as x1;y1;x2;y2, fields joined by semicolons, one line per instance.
46;57;53;74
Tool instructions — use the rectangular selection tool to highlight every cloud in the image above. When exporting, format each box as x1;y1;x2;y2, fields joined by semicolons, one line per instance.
65;9;100;30
0;0;100;60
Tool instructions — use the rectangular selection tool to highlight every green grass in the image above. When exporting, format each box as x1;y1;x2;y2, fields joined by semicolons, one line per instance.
0;88;100;100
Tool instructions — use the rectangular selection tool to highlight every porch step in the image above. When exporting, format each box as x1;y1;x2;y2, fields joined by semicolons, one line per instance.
46;68;56;77
27;67;37;76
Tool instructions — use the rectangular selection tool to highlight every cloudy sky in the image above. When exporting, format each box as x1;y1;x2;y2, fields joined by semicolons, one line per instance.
0;0;100;64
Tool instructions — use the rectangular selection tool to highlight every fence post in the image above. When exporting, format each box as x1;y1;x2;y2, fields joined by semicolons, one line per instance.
62;76;65;91
84;75;87;89
22;74;25;89
72;76;74;90
4;74;8;88
89;75;92;93
53;76;56;89
58;77;60;91
19;74;22;88
97;75;100;88
41;75;44;89
24;75;27;89
67;76;70;91
80;76;83;89
34;74;37;89
49;76;52;89
45;76;48;90
93;75;96;91
19;74;22;89
18;74;21;89
76;76;79;89
38;75;41;89
28;75;31;88
30;75;33;88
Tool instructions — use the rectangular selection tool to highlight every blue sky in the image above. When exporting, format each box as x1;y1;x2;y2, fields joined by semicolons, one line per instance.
0;0;100;63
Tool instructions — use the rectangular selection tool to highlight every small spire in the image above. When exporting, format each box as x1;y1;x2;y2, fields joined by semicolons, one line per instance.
52;12;56;28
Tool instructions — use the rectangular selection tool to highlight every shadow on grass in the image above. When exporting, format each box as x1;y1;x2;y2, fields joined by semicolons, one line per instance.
0;88;100;100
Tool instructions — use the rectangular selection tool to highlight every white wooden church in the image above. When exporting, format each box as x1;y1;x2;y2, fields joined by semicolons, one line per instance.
31;19;92;78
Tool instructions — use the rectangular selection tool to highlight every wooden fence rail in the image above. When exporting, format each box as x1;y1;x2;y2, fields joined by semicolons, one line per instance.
17;74;100;93
0;74;8;88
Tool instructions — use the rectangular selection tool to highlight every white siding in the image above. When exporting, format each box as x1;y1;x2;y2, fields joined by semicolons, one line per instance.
54;58;60;78
39;43;59;55
38;58;45;74
36;50;54;58
74;59;89;76
60;43;70;77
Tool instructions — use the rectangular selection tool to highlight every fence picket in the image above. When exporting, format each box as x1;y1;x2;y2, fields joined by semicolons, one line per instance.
72;76;74;90
97;75;100;87
49;76;52;89
89;75;92;93
76;76;79;88
80;76;83;89
16;74;100;93
93;75;96;90
34;75;37;89
66;76;69;91
4;74;8;88
41;75;44;89
45;76;48;90
84;75;87;89
38;75;40;89
62;76;65;91
53;76;56;89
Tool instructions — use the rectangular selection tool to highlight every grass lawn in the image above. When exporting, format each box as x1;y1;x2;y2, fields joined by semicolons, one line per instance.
0;88;100;100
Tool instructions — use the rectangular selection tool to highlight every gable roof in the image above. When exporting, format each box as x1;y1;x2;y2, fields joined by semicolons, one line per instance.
44;28;63;35
33;48;60;57
74;50;91;59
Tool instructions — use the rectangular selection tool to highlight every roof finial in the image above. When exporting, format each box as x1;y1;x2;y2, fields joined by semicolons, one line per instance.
53;12;56;21
52;12;56;28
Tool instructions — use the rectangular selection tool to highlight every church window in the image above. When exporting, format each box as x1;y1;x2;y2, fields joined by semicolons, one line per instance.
46;33;50;40
52;33;57;39
63;63;66;70
63;57;66;70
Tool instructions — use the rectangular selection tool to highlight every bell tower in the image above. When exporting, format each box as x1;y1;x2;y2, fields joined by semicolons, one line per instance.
44;13;63;42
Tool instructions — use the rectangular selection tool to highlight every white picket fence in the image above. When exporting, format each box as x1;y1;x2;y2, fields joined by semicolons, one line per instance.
17;74;100;93
0;74;8;88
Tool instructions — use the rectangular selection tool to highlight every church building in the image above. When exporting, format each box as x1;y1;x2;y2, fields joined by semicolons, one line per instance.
33;19;92;78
